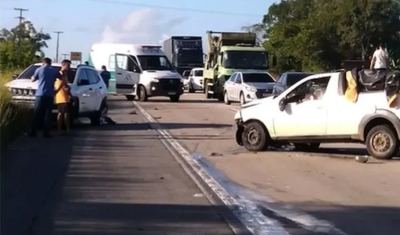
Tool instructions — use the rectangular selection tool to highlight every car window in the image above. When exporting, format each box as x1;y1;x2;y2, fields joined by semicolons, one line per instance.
194;70;203;77
277;74;287;84
228;73;237;82
287;76;331;102
287;73;314;86
77;69;90;85
234;73;242;83
86;69;100;84
243;73;275;83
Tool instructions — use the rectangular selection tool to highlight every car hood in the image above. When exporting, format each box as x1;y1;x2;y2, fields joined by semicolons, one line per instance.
242;95;275;109
143;70;182;79
5;79;38;89
245;82;275;90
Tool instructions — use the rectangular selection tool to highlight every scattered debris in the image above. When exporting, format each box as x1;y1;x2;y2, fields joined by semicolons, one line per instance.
154;107;158;110
355;155;369;163
193;193;204;197
209;152;223;156
160;176;164;180
129;110;136;114
154;116;161;120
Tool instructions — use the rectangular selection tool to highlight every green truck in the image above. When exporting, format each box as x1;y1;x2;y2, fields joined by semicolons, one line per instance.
203;31;269;101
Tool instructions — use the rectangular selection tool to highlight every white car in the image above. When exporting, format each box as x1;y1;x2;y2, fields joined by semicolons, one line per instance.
5;63;109;125
234;70;400;160
223;71;276;105
188;68;204;93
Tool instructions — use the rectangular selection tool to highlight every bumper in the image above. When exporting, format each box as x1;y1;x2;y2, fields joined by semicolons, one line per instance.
147;80;184;97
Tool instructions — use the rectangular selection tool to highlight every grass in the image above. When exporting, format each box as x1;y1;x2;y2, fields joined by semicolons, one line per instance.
0;69;31;149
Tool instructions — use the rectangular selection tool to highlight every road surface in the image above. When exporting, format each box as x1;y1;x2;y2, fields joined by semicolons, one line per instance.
137;92;400;235
1;97;238;235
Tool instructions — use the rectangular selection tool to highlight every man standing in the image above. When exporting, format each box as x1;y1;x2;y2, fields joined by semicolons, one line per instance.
100;65;111;89
55;60;72;135
28;58;59;138
370;43;389;71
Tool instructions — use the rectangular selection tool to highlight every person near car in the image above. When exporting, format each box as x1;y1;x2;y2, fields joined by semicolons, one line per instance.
28;57;59;138
54;59;72;134
100;65;111;89
370;43;389;71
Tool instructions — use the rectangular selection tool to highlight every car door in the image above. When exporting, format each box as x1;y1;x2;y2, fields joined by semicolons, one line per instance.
86;69;103;111
75;69;92;113
233;73;243;101
273;76;330;137
115;53;140;94
225;73;237;100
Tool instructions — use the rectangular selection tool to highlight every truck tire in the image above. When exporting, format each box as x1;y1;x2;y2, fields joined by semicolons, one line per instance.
138;85;148;102
169;95;180;102
205;81;212;99
242;121;270;151
365;125;399;159
294;143;320;152
125;95;135;101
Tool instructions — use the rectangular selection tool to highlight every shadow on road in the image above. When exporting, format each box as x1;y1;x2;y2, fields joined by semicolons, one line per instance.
73;122;232;131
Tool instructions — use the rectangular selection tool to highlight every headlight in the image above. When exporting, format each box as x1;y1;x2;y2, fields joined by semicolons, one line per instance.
151;78;159;83
245;86;257;92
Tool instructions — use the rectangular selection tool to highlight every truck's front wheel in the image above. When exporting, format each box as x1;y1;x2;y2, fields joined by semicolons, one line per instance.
169;95;180;102
366;125;399;159
242;121;270;151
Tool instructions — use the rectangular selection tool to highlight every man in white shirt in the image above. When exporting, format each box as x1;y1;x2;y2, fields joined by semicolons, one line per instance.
370;43;389;71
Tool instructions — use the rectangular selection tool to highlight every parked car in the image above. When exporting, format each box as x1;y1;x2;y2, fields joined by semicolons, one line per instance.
273;72;315;96
182;70;191;90
223;71;275;105
188;68;204;93
5;63;109;125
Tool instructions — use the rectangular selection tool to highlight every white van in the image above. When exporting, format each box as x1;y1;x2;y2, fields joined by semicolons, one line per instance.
89;43;184;102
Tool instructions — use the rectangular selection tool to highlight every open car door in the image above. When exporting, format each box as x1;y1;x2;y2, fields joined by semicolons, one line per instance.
115;53;140;94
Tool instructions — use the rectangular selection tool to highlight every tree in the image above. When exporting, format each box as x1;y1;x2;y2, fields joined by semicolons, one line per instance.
0;20;51;70
251;0;400;73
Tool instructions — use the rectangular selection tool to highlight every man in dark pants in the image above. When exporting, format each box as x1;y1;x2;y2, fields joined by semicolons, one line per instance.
100;65;111;89
28;57;59;138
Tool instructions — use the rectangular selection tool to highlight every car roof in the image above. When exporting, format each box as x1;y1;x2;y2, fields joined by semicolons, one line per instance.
192;68;203;70
284;72;315;75
240;71;270;74
33;62;78;69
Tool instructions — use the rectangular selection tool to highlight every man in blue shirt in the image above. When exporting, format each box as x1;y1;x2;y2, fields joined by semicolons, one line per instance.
28;57;59;138
100;65;111;89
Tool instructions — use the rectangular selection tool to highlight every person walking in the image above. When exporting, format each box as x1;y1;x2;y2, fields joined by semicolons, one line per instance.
54;59;72;135
370;43;389;71
28;58;59;138
100;65;111;89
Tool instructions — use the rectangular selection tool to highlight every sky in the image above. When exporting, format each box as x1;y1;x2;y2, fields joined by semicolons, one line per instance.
0;0;276;61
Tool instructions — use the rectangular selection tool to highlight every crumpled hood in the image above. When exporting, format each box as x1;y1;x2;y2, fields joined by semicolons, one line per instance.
142;70;182;79
5;79;38;90
242;96;275;108
245;82;275;90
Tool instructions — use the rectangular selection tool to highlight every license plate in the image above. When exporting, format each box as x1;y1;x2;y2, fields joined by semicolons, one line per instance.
168;92;176;95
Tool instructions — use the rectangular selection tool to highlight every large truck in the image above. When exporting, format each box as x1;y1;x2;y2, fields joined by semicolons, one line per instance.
203;31;269;101
163;36;204;75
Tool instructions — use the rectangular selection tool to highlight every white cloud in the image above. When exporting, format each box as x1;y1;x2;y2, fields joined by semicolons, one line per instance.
99;8;184;45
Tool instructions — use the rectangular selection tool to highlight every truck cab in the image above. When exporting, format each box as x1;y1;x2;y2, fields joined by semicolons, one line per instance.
203;31;269;101
89;43;184;102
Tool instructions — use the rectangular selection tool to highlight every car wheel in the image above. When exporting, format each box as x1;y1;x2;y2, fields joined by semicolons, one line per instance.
169;95;180;102
240;92;246;105
138;85;148;102
241;121;270;151
189;84;195;93
125;95;135;101
90;101;108;126
224;91;231;105
293;143;320;151
366;125;399;159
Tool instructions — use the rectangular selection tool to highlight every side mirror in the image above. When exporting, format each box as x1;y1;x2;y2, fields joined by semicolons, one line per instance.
133;67;141;73
279;98;287;111
12;74;19;79
78;79;90;86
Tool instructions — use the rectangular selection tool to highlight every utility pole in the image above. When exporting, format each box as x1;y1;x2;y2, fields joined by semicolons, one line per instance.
61;53;68;60
14;8;28;60
53;31;63;63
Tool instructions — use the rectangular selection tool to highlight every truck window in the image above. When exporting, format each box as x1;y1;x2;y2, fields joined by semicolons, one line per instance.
194;70;203;77
137;55;174;71
222;51;268;70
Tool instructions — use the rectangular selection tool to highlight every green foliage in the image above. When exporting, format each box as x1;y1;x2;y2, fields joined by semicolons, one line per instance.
0;20;50;70
247;0;400;73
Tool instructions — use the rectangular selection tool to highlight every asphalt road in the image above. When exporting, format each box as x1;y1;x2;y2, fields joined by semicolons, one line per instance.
1;97;237;235
137;92;400;235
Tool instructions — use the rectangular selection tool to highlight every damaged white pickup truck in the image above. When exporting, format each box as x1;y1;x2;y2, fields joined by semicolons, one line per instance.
234;69;400;159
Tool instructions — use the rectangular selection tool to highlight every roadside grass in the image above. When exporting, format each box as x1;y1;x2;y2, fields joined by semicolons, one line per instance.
0;69;31;150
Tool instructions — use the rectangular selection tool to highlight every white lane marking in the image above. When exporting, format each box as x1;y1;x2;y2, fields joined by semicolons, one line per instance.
134;101;289;235
229;108;239;112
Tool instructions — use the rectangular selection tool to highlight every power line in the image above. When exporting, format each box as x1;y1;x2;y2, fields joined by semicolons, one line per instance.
54;31;63;63
14;8;28;60
84;0;259;16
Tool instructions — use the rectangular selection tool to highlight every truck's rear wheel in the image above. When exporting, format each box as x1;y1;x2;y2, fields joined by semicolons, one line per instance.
366;125;399;159
242;121;270;151
138;85;148;102
125;95;135;101
169;95;180;102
